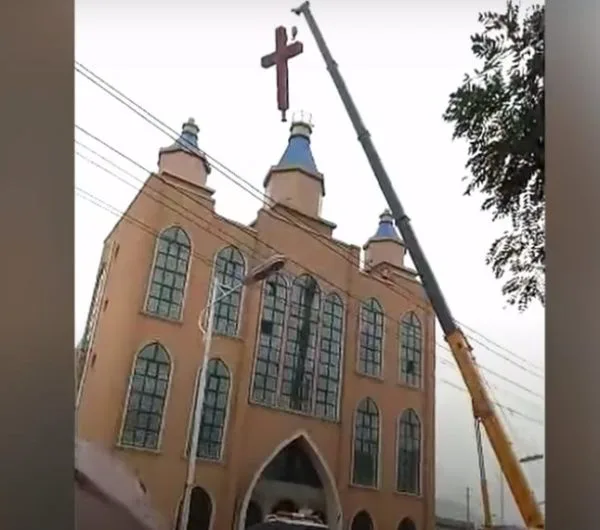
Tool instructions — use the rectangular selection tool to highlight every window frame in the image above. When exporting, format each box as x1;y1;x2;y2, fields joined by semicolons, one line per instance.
187;358;232;462
250;273;289;407
357;298;385;378
396;408;422;495
211;246;247;337
143;226;192;322
399;311;423;389
118;342;173;452
315;292;345;421
351;397;381;489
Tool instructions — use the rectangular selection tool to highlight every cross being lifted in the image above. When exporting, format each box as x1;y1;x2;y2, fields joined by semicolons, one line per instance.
261;26;304;122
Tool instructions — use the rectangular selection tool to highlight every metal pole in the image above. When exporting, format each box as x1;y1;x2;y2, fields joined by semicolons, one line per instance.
178;278;219;530
500;471;505;525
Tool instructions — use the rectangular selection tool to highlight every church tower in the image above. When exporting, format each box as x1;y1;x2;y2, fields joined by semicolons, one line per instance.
158;117;211;187
76;116;436;530
363;209;406;270
264;115;324;220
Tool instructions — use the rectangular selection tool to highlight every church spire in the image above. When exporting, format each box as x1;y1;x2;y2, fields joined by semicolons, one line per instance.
363;209;406;271
158;117;212;189
263;111;325;220
371;209;401;241
275;115;319;174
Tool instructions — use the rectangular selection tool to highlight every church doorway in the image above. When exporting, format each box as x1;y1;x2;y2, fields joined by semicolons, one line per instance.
176;486;213;530
238;433;342;530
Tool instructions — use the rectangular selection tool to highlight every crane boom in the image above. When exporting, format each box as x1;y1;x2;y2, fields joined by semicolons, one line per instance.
291;3;544;528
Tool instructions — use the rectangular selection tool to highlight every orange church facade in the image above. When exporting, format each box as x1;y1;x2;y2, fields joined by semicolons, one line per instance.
76;117;436;530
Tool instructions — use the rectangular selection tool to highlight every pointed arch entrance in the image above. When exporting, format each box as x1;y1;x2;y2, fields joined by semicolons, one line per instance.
238;431;342;530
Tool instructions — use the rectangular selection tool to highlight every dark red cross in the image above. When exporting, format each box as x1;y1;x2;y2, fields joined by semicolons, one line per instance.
261;26;304;122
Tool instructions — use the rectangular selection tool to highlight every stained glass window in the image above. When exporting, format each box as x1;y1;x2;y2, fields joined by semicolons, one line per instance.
397;409;421;494
252;274;288;406
196;359;231;460
352;398;380;487
358;298;384;377
212;246;246;336
120;342;171;450
145;226;191;321
280;275;321;413
315;293;344;420
400;312;422;388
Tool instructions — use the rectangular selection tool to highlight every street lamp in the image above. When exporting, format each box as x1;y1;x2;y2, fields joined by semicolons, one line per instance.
519;453;544;464
178;254;287;530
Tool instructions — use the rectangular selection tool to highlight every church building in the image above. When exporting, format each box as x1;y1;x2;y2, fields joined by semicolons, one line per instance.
76;115;436;530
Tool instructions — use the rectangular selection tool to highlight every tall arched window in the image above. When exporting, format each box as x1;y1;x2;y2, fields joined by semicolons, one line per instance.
397;409;421;494
315;293;344;420
281;274;321;413
398;517;417;530
350;510;374;530
212;246;246;336
352;398;380;487
119;342;171;450
400;312;423;388
145;226;191;320
252;273;288;406
358;298;384;377
195;358;231;460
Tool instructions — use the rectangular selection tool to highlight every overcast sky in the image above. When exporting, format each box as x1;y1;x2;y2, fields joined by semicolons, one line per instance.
75;0;544;525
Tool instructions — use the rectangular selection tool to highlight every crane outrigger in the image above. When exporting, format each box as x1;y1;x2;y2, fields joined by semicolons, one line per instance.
291;3;544;529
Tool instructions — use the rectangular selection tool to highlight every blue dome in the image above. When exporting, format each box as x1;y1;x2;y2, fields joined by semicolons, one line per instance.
159;117;211;174
275;121;318;175
372;209;401;241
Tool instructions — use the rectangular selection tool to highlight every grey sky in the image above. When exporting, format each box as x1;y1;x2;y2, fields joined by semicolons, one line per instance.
75;0;544;525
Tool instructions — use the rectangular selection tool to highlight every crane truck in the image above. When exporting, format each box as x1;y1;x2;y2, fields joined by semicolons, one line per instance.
290;3;545;529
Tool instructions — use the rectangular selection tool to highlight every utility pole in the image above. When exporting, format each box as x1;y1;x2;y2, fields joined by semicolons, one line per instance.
500;472;505;525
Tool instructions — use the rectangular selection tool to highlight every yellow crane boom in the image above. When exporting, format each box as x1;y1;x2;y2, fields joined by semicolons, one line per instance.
292;3;544;528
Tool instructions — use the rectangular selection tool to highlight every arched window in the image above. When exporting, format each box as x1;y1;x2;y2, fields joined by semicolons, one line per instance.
350;510;374;530
315;293;344;420
352;398;380;487
251;274;288;406
398;517;417;530
119;342;171;450
194;359;231;460
212;246;246;336
145;226;191;320
358;298;384;377
188;486;212;530
397;409;421;494
281;274;321;413
400;312;422;388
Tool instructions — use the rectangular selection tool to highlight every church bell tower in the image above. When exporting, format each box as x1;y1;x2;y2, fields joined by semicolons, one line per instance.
263;114;325;221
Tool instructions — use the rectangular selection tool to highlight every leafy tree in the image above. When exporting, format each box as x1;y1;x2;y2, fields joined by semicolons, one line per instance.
443;1;545;310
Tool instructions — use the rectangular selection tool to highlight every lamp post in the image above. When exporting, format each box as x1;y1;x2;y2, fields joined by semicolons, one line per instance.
178;254;286;530
519;453;544;464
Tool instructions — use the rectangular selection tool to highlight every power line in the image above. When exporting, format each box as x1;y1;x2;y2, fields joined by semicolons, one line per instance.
75;138;543;401
437;376;543;427
75;185;543;430
74;60;544;378
75;148;544;423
